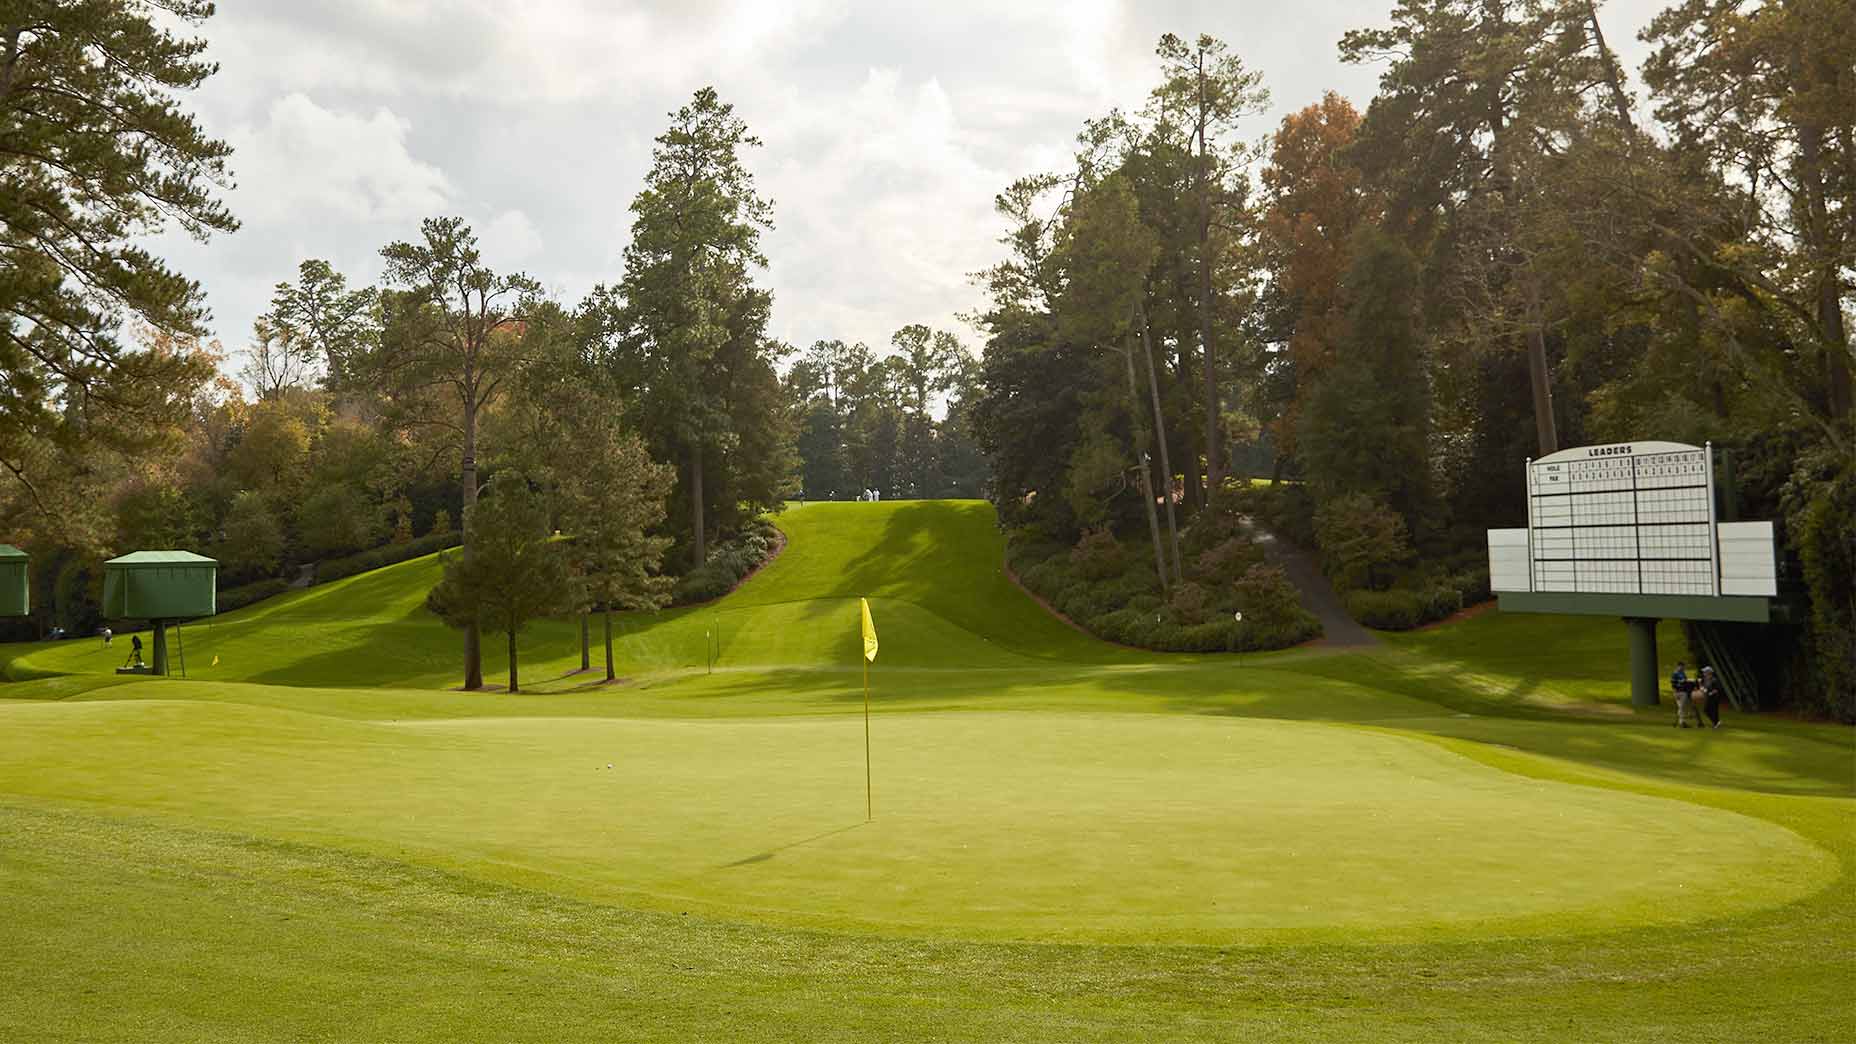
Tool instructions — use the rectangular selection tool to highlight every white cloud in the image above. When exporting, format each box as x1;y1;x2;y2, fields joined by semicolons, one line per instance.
148;0;1679;376
228;94;451;225
480;209;545;266
758;67;1004;351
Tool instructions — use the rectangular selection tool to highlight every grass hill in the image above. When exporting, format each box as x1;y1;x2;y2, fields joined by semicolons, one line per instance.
0;499;1850;1041
5;501;1129;691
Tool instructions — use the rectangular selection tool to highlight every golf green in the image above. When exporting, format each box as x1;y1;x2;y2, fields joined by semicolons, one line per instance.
0;699;1828;944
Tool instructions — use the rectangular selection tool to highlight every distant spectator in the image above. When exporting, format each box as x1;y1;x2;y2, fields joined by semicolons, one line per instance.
100;626;113;647
1700;666;1724;729
1671;661;1701;728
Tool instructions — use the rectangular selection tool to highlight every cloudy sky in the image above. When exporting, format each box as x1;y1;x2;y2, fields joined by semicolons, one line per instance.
155;0;1671;370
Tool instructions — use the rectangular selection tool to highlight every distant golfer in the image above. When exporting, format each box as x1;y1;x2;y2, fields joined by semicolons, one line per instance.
100;626;112;647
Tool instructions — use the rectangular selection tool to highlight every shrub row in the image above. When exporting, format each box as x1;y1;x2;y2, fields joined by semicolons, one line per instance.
1340;567;1488;631
315;531;462;585
216;577;292;613
1007;530;1321;653
671;520;781;606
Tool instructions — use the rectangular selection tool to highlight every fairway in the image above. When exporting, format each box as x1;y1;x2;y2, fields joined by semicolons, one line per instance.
2;501;1851;1042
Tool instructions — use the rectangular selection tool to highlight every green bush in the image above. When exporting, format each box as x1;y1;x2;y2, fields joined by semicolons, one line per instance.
316;531;462;584
1315;492;1413;591
1126;593;1164;615
1344;583;1462;631
1235;614;1323;651
1008;525;1308;653
1069;527;1127;581
1344;588;1425;630
216;577;292;613
1167;582;1211;626
671;521;781;606
1451;567;1491;605
1232;564;1321;642
1195;536;1261;586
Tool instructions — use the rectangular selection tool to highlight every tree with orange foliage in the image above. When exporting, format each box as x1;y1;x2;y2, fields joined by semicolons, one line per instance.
1258;93;1375;477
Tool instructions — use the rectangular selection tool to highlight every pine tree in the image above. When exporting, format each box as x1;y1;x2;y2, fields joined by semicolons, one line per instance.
1151;33;1269;495
427;474;571;694
605;87;788;568
372;217;540;690
1;1;231;532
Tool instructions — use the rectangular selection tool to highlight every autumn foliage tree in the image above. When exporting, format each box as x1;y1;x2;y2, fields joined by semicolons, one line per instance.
1259;93;1372;469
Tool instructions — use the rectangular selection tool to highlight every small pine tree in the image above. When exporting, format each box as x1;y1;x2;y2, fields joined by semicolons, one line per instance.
426;474;572;693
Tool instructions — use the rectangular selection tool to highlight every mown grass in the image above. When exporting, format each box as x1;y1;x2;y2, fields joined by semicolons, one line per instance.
0;499;1850;1042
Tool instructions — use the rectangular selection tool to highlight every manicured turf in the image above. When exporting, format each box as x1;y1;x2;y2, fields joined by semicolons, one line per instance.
6;501;1123;689
0;500;1850;1041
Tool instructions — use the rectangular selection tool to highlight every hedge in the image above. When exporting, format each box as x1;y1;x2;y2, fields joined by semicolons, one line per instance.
216;577;292;613
1007;529;1321;653
671;521;781;606
1344;583;1463;631
315;531;462;585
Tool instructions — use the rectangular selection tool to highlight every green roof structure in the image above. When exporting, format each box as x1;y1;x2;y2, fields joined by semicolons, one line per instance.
102;550;217;621
0;544;26;617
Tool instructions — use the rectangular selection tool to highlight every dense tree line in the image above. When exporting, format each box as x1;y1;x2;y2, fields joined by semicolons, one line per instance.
973;6;1853;715
784;328;986;502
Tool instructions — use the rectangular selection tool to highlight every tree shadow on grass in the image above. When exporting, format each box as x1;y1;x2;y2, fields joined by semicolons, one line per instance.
1312;648;1856;798
713;822;866;870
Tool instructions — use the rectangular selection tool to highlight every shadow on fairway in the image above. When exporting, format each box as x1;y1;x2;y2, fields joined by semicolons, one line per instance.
715;822;866;870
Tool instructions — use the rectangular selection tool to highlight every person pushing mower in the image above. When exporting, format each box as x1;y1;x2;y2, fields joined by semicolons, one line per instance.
124;633;144;669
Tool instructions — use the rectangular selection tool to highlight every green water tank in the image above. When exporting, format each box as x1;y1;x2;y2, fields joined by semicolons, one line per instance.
102;551;218;620
0;545;26;617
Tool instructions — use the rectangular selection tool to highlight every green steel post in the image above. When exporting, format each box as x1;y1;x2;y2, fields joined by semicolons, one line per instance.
1625;616;1659;708
151;620;169;677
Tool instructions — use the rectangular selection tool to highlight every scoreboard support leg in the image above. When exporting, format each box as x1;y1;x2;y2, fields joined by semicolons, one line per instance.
151;620;169;677
1624;616;1659;708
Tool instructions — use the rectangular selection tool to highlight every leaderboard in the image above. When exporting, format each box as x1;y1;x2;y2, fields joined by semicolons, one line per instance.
1526;442;1715;596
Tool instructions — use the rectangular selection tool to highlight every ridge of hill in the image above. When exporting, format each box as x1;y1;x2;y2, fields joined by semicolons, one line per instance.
4;500;1135;689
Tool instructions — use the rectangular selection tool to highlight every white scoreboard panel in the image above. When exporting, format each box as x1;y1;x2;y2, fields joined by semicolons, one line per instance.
1525;442;1717;597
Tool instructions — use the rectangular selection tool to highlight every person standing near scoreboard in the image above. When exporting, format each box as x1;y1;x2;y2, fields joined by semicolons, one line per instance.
1699;666;1725;729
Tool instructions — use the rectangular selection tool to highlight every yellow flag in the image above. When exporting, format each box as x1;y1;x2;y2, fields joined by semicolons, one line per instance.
211;655;220;667
860;597;879;663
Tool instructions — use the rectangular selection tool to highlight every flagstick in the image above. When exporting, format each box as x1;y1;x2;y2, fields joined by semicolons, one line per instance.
863;654;872;821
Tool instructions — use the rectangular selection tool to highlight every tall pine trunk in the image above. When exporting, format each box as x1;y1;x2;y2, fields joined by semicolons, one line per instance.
1122;346;1170;593
1797;112;1852;419
461;404;483;690
1525;309;1559;455
1138;301;1184;584
1199;209;1223;493
579;613;590;672
603;606;616;682
1481;12;1558;458
1585;0;1636;135
690;444;706;569
1194;66;1224;496
507;628;518;694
